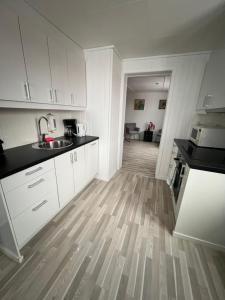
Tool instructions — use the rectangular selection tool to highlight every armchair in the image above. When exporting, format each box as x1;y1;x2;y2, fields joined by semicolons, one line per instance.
125;123;140;141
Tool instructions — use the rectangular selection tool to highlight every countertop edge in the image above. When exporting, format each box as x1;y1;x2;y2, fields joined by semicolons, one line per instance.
174;139;225;175
0;136;99;180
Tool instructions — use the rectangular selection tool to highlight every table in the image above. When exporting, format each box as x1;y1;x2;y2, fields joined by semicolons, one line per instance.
144;130;153;142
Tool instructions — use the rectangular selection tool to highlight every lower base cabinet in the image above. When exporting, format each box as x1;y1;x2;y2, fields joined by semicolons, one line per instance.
54;141;99;208
54;150;75;208
0;139;99;262
73;146;86;194
85;140;99;183
13;190;59;248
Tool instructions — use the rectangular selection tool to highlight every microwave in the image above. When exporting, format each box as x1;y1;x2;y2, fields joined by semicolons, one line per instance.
190;126;225;149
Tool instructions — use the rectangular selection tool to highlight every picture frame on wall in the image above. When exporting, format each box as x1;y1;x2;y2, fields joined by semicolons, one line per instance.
134;99;145;110
159;99;167;109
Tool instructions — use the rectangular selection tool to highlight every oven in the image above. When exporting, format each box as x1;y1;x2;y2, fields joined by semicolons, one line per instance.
172;155;186;204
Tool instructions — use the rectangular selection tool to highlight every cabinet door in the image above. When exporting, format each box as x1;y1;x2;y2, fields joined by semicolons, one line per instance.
73;146;86;194
54;151;75;208
198;49;225;110
0;4;28;102
48;37;69;105
85;140;99;183
67;47;87;107
19;17;52;104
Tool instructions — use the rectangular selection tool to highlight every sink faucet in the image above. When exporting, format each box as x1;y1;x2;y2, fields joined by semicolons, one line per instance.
38;116;49;142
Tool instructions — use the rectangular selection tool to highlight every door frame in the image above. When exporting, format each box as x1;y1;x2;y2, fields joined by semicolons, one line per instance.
117;70;174;180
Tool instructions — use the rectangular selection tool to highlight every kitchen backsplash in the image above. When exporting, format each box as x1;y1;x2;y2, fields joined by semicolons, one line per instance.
0;108;86;149
192;112;225;128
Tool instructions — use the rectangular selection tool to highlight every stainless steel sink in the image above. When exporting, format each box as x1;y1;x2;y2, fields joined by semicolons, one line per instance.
32;139;73;150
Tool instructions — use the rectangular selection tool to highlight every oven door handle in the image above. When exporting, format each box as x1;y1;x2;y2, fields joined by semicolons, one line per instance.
180;165;186;178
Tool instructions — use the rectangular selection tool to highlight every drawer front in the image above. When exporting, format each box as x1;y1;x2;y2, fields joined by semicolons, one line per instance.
1;159;54;193
5;170;57;219
12;190;59;248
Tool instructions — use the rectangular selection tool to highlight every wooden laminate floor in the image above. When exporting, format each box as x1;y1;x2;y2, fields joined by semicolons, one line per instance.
122;141;159;178
0;171;225;300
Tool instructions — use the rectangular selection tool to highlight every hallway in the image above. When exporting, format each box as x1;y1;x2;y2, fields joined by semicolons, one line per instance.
122;140;159;177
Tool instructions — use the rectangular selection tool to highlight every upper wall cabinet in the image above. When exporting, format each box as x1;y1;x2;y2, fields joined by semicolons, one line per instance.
0;2;87;111
48;37;69;105
197;49;225;112
67;47;87;107
19;17;52;104
0;4;28;102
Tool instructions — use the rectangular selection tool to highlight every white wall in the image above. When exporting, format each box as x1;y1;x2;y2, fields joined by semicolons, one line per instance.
125;90;168;132
109;51;122;179
118;52;210;180
0;108;85;149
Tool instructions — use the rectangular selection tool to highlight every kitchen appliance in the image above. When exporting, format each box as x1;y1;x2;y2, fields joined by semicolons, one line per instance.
63;119;77;137
172;153;187;204
46;113;56;132
190;126;225;149
76;123;86;137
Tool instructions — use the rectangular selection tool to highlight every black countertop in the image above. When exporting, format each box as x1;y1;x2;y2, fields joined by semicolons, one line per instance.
0;136;99;180
174;139;225;174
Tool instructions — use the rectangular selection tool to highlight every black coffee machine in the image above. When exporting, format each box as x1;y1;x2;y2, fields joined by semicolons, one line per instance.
63;119;77;137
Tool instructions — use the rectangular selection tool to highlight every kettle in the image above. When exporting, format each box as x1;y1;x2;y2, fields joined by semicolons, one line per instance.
76;123;86;137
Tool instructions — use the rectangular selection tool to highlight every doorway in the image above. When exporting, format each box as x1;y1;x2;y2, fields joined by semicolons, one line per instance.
121;72;172;178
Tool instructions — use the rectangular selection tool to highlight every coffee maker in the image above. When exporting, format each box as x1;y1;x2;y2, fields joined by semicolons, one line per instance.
63;119;77;137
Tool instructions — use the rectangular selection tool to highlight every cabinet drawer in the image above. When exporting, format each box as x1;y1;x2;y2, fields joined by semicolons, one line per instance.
12;190;59;248
5;170;57;219
1;159;54;192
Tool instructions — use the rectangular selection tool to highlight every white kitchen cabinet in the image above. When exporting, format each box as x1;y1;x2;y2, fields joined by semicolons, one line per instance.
174;169;225;250
55;142;98;207
197;48;225;111
85;140;99;183
19;17;52;104
85;47;121;181
5;170;57;219
0;140;99;261
67;47;87;107
0;3;28;102
54;150;75;208
48;37;69;105
73;146;86;194
13;190;59;247
1;159;54;193
1;159;59;249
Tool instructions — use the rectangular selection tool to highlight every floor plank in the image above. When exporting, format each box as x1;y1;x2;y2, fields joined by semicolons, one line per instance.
122;140;159;177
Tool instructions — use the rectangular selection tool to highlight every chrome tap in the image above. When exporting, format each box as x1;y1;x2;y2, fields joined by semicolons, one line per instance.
38;116;49;142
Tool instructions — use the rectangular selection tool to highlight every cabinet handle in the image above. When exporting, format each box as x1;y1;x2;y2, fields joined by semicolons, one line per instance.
91;142;97;146
24;82;30;100
32;200;48;212
28;178;45;189
25;167;43;176
70;153;74;164
54;89;58;103
71;93;74;105
50;89;53;102
74;151;77;162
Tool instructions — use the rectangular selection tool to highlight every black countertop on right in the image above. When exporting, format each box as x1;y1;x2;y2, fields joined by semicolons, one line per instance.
174;139;225;174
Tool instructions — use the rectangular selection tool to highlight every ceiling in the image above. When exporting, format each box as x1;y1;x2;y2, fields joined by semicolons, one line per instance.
127;75;171;92
26;0;225;58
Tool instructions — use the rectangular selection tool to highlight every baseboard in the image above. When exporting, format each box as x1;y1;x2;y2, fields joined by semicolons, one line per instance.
0;245;23;263
173;231;225;253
